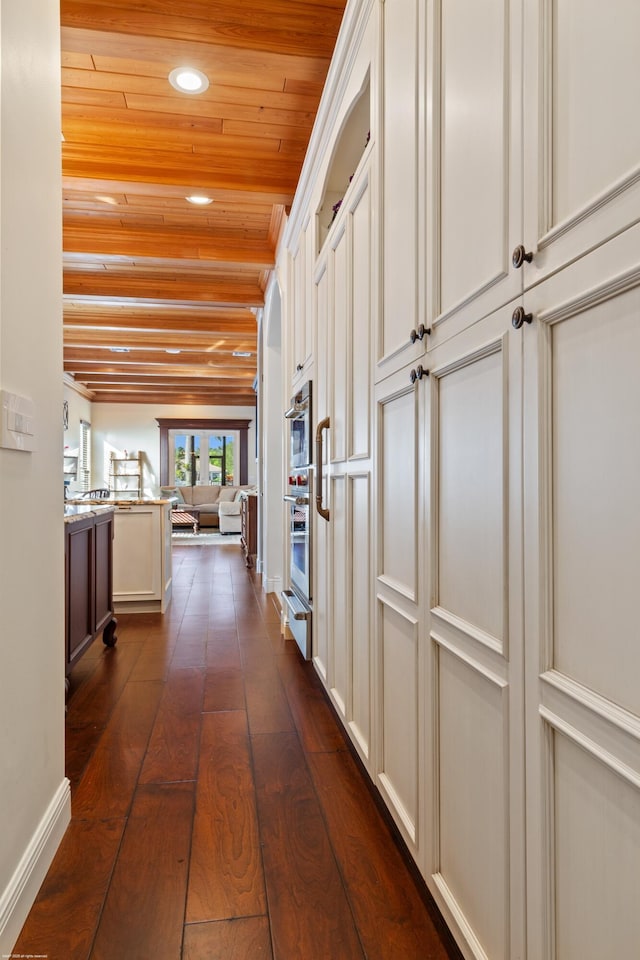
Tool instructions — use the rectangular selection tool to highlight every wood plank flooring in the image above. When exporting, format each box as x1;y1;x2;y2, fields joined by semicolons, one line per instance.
14;542;463;960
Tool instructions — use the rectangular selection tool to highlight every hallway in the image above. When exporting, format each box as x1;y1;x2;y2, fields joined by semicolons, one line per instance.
15;542;461;960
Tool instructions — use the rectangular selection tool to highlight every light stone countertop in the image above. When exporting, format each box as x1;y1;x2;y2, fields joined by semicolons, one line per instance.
66;497;172;507
64;503;115;524
64;498;173;523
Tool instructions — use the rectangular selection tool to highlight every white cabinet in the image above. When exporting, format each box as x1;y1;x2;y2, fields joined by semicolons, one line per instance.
424;0;523;346
418;5;640;955
422;304;527;959
374;359;428;862
289;222;313;381
377;0;425;381
285;0;378;771
522;0;640;288
315;157;375;770
279;1;640;957
112;502;172;613
521;223;640;960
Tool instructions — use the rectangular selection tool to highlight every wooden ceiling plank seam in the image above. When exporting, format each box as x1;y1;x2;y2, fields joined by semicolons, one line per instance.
60;26;334;82
60;6;341;60
63;95;316;136
62;0;345;35
61;174;295;206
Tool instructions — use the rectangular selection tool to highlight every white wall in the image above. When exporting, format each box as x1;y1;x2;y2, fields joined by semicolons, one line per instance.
89;402;257;495
0;0;69;952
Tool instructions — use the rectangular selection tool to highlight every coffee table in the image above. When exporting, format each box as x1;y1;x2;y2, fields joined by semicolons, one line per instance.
171;505;200;533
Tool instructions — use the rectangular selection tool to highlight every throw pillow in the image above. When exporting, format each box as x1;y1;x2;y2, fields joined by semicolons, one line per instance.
160;485;185;502
218;487;237;502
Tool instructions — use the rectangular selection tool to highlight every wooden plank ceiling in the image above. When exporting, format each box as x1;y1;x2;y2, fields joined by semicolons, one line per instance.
61;0;346;405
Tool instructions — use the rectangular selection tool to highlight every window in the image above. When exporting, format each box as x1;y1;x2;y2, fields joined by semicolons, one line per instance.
79;419;91;491
172;432;235;485
157;418;251;487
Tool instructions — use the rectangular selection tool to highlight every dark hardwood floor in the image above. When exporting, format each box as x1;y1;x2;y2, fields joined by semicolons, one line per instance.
15;541;463;960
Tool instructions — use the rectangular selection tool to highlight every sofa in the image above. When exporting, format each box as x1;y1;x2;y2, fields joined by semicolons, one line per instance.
160;484;255;529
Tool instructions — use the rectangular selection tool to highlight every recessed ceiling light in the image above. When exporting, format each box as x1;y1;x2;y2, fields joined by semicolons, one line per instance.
165;348;181;354
168;67;209;94
233;351;252;358
186;195;213;205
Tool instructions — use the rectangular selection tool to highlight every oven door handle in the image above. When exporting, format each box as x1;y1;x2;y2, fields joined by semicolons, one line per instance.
315;416;330;522
283;495;309;505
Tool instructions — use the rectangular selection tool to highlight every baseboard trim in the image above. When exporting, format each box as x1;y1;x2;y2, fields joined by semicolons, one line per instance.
0;778;71;956
263;575;282;595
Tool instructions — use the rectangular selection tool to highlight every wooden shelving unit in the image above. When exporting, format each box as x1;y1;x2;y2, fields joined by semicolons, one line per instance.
109;455;142;497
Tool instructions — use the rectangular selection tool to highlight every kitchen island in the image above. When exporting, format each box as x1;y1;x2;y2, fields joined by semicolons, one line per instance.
64;503;117;675
66;498;173;614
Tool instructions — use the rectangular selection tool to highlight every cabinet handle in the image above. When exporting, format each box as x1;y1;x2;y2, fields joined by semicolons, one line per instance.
315;416;330;522
409;323;431;344
512;244;533;269
512;306;533;330
410;364;428;383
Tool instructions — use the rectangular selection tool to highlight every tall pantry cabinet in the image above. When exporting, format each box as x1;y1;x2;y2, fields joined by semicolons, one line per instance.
309;0;377;767
279;1;640;959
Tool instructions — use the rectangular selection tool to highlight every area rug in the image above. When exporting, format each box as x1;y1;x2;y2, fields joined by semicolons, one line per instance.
172;531;241;545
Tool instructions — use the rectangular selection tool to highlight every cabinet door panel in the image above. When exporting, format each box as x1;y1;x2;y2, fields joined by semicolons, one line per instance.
67;523;93;660
436;647;509;960
553;735;640;960
379;0;421;376
329;473;348;719
427;306;525;959
94;515;113;633
350;474;371;759
292;234;307;377
375;361;427;859
551;293;640;714
330;223;348;464
427;0;522;340
524;248;640;960
552;4;640;224
379;384;419;601
524;0;640;284
379;599;419;842
113;508;160;599
437;344;506;647
350;174;372;460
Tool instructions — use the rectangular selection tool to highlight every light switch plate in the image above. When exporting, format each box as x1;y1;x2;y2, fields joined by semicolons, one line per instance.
0;390;36;451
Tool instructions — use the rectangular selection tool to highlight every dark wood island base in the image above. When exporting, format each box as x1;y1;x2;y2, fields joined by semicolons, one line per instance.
65;505;118;679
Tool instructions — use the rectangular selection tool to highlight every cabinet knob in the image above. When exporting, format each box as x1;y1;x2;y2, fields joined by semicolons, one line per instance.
410;364;428;383
512;244;533;269
409;324;431;344
512;306;533;330
296;362;304;372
